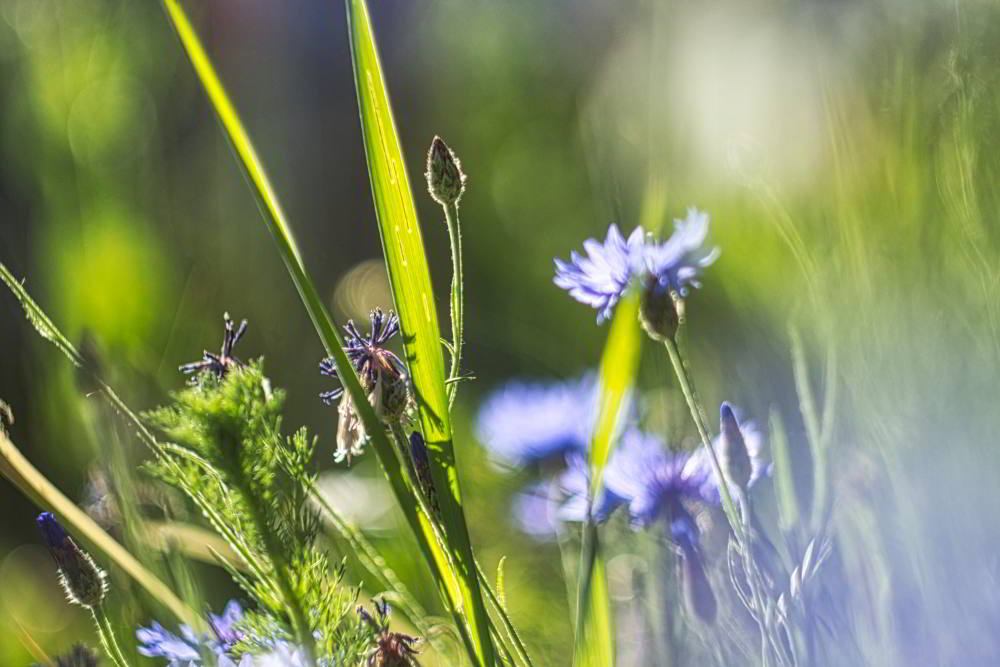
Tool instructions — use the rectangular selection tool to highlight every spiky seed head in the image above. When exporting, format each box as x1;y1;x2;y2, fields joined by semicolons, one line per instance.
639;278;682;342
37;512;107;609
425;136;466;206
719;402;752;492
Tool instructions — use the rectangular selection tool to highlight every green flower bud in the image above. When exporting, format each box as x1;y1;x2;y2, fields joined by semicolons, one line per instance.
37;513;107;609
425;136;466;206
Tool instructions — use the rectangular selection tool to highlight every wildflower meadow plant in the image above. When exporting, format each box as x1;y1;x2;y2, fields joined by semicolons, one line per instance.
0;1;867;666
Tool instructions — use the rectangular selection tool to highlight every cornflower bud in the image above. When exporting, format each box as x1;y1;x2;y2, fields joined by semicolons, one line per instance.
37;512;107;609
639;278;682;342
719;402;753;493
425;136;466;206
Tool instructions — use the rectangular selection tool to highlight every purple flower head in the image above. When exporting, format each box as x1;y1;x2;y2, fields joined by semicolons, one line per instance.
319;309;407;405
641;208;720;299
691;405;769;506
138;600;249;666
603;430;709;529
555;210;718;323
554;224;646;323
180;313;248;382
475;374;597;467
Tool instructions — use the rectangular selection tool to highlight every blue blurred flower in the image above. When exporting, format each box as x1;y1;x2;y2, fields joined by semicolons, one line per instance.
512;454;624;539
554;210;718;323
554;224;646;323
137;600;250;667
602;430;709;530
476;375;597;467
641;208;719;299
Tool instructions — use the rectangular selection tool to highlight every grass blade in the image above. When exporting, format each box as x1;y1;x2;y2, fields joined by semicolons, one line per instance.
157;1;479;658
343;1;495;664
768;407;800;535
574;291;643;667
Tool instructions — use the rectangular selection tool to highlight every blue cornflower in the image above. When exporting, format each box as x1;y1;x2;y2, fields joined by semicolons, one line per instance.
475;375;597;467
554;209;718;323
641;208;720;299
602;430;709;532
554;224;645;323
512;454;624;539
137;600;249;667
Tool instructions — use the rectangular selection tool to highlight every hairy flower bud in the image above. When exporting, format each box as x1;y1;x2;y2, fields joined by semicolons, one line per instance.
425;136;466;206
639;278;682;342
719;402;752;493
37;512;107;609
409;432;439;516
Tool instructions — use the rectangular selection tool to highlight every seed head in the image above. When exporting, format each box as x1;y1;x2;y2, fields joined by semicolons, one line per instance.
37;512;107;609
425;136;466;206
359;598;421;667
180;313;248;382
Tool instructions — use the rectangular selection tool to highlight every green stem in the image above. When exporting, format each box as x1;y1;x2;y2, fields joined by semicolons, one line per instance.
444;201;465;407
237;473;316;664
91;606;129;667
474;563;535;667
662;337;743;539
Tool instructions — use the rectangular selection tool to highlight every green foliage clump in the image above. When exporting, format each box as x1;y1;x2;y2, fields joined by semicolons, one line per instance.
146;360;370;662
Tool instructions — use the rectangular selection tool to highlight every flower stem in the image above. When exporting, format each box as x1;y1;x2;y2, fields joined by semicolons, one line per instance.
444;201;465;407
91;606;129;667
662;337;743;539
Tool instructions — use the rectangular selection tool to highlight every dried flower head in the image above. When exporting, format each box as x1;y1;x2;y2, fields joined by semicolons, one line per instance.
37;512;107;609
320;309;410;463
359;598;421;667
425;136;466;206
180;313;248;381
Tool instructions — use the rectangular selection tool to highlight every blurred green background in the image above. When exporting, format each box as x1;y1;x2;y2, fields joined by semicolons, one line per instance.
1;0;999;664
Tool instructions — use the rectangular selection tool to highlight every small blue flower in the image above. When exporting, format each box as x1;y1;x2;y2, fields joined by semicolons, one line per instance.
554;224;646;323
475;375;597;467
511;454;624;539
137;600;249;666
602;430;709;530
641;208;719;299
554;210;718;323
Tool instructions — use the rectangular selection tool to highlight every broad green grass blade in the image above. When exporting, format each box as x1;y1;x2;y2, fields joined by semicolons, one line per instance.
158;1;479;659
574;291;643;667
343;1;495;665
